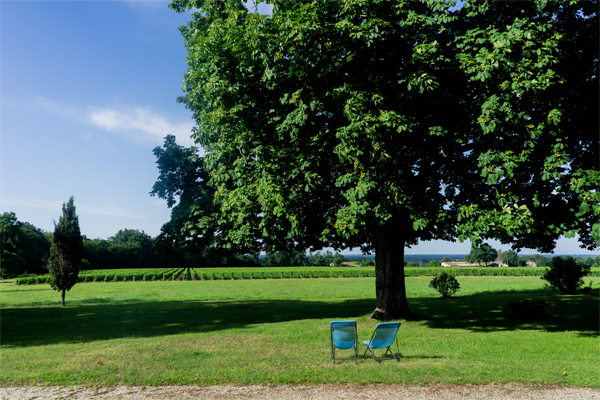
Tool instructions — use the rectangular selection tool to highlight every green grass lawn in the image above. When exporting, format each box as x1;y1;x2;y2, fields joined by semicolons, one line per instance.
1;276;598;387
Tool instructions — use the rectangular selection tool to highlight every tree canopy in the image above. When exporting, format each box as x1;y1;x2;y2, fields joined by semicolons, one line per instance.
0;212;51;278
169;0;598;319
464;243;498;266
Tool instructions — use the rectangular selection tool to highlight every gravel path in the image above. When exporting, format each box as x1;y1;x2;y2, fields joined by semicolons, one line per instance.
1;385;598;400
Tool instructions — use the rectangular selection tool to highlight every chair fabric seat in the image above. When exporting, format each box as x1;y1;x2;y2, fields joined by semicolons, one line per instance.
363;339;387;349
334;339;356;350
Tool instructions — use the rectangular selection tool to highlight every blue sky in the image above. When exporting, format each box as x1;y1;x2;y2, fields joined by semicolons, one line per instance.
1;1;595;256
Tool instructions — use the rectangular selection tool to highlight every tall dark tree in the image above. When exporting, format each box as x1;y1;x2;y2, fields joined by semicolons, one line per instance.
168;0;598;319
48;197;85;306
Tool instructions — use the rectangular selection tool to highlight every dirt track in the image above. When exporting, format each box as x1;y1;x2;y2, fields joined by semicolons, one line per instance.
1;384;598;400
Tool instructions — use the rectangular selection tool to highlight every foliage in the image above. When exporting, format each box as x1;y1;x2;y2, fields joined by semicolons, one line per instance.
47;197;85;306
332;252;346;267
502;250;520;267
521;253;550;267
109;229;154;248
150;134;215;253
541;256;591;294
427;260;442;267
0;212;25;278
0;212;51;278
168;0;599;319
429;272;461;298
464;243;498;266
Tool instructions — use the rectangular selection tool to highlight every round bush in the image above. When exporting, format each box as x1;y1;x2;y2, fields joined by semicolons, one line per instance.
429;272;460;298
542;256;591;294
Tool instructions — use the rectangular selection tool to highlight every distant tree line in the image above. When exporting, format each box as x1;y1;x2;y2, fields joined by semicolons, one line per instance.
0;213;260;278
2;211;597;278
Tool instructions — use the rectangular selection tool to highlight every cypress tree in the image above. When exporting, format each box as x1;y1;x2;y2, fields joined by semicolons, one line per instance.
48;196;84;306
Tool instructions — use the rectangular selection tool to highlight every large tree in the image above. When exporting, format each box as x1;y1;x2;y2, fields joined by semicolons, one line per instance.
168;0;598;319
48;197;85;306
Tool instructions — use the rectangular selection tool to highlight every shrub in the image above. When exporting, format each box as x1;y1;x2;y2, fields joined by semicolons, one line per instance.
541;256;591;294
232;272;243;280
429;272;460;298
113;275;118;282
252;272;263;279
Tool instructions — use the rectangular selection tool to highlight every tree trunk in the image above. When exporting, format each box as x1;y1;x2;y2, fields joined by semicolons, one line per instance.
61;289;66;306
370;223;411;320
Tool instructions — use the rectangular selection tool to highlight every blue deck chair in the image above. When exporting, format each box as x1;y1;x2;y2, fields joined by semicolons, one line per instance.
330;321;358;364
363;322;401;363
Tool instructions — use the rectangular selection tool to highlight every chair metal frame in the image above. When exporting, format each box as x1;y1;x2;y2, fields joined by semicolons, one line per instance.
362;322;401;363
330;320;358;364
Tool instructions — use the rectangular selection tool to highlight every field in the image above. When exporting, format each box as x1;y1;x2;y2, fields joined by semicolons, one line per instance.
1;275;598;387
16;266;600;285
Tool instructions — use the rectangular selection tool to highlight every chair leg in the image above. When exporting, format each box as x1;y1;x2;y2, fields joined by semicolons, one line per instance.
364;346;380;363
331;342;336;364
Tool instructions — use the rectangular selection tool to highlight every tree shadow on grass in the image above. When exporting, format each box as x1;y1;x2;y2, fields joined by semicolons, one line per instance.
2;288;597;348
1;299;375;348
408;288;599;337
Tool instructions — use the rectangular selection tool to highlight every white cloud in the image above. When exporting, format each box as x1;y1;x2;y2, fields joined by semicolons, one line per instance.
89;106;197;148
34;97;200;150
1;197;149;219
36;97;89;124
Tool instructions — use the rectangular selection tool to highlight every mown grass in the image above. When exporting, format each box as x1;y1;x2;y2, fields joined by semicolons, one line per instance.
1;276;598;387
